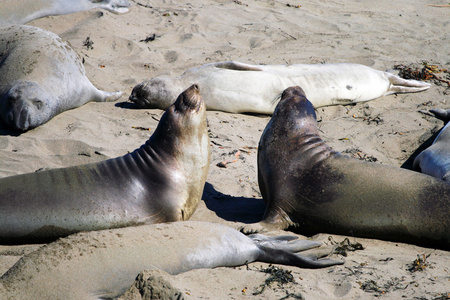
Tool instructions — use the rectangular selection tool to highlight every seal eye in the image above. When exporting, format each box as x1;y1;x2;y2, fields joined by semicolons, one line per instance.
32;99;43;110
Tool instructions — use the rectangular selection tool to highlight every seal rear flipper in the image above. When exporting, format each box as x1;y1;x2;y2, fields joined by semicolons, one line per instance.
430;108;450;122
256;245;344;269
214;61;264;72
384;72;431;94
249;234;322;252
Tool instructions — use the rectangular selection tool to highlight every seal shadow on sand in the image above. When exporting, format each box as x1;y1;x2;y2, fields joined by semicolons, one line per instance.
0;123;22;137
401;129;442;170
201;182;265;224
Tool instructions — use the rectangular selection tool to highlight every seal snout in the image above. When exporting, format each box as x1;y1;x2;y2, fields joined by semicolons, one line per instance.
178;84;202;111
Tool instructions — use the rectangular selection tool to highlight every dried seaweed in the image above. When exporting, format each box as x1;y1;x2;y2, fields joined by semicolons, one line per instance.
253;265;296;295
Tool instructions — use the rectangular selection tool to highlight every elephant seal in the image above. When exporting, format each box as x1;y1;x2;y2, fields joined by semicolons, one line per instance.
129;61;431;114
413;109;450;182
0;0;131;25
0;221;343;299
0;85;210;243
0;25;122;131
256;86;449;249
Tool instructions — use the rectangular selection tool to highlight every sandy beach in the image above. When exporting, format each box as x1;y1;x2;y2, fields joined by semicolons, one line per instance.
0;0;449;299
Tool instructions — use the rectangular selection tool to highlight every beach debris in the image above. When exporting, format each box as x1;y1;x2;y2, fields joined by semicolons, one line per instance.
131;0;153;9
140;33;157;43
329;237;364;256
394;62;450;93
83;36;94;50
358;277;407;295
216;150;242;168
233;0;248;6
253;265;296;296
286;3;301;8
352;114;384;125
343;148;378;162
407;253;432;273
132;126;152;131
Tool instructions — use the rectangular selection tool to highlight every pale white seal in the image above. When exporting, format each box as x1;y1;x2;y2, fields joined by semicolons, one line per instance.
0;0;131;25
129;61;431;114
413;109;450;182
0;221;343;299
0;25;122;131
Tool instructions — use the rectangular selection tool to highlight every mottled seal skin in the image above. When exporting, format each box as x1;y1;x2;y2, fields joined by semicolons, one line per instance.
0;221;343;299
129;61;430;114
257;86;449;249
0;0;131;25
413;109;450;182
0;25;122;131
0;85;210;244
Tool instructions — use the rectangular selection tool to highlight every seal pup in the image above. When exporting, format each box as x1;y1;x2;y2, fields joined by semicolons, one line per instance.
0;25;123;131
129;61;431;114
255;86;449;249
0;0;131;25
0;84;210;243
0;221;343;299
413;108;450;182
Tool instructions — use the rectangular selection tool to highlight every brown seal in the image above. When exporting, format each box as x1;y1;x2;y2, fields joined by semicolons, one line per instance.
256;86;449;249
0;85;210;243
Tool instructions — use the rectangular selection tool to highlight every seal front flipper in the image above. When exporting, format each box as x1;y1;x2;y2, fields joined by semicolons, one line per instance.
384;72;431;94
95;90;123;102
251;235;344;268
214;61;264;72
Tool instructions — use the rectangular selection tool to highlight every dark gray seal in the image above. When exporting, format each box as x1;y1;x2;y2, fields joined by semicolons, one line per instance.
0;25;122;131
0;85;210;243
413;109;450;182
256;86;450;249
0;221;343;299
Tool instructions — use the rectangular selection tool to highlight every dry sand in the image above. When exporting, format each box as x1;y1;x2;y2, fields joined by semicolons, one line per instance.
0;0;449;299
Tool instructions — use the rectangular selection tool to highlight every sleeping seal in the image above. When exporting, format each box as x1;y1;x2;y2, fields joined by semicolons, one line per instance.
255;86;449;249
0;221;343;299
129;61;431;114
0;25;122;131
0;0;131;25
413;109;450;182
0;85;210;243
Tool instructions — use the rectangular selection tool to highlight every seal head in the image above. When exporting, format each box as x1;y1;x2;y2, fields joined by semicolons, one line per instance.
0;81;52;131
129;77;182;110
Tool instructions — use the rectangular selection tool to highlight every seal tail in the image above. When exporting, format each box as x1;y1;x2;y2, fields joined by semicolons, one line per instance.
384;72;431;94
251;235;344;268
